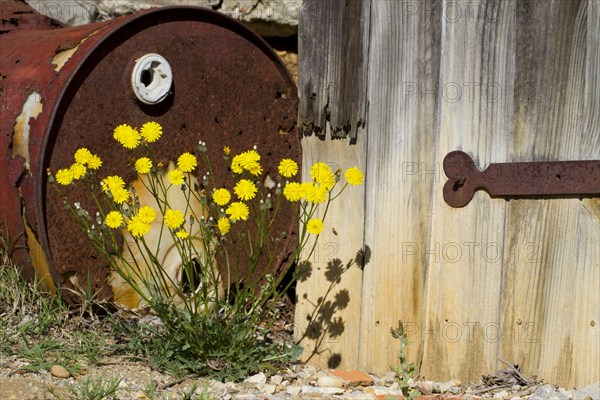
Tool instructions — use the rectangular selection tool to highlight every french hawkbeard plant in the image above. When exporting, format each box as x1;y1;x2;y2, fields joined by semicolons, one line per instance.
49;121;364;379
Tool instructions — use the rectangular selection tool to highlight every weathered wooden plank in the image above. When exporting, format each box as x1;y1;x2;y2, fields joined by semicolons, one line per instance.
358;0;441;373
499;0;600;387
295;0;599;387
298;0;370;140
294;0;370;370
422;0;516;382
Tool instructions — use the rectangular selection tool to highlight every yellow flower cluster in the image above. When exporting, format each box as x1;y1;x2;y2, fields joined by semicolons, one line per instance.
113;121;163;149
231;150;262;176
55;147;102;186
102;175;130;204
281;163;364;204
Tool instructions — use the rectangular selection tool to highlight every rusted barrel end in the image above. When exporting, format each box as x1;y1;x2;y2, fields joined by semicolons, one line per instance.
0;5;300;305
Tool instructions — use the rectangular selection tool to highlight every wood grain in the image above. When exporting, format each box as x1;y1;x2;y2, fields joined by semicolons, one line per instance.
294;0;371;370
296;0;599;387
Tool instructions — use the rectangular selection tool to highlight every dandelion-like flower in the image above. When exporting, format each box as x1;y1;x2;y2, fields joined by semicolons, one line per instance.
127;215;151;237
168;169;185;186
304;183;328;204
307;218;324;235
74;148;92;165
234;179;257;201
213;188;231;206
105;211;124;229
102;175;125;193
283;182;302;201
55;168;74;186
217;217;231;235
278;159;298;178
176;230;189;239
231;150;261;174
177;152;197;172
135;157;152;174
87;154;102;170
111;187;130;204
164;209;185;229
70;163;87;180
226;201;249;221
223;146;231;156
113;124;140;149
344;166;364;186
140;121;162;143
310;162;336;191
138;206;156;224
247;163;263;176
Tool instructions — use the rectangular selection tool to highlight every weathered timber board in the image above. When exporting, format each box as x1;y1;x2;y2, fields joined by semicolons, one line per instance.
296;0;599;387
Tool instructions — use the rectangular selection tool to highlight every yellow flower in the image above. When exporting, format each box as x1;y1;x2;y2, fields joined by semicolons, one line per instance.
138;206;156;224
164;209;184;229
278;159;298;178
112;187;130;204
102;175;125;193
105;211;123;229
230;155;244;174
127;215;151;237
213;188;231;206
168;169;185;185
135;157;152;174
176;230;189;239
344;166;364;186
234;179;257;201
113;124;140;149
217;217;231;235
226;201;249;221
55;168;74;186
231;150;261;174
140;121;163;143
310;162;336;190
304;183;328;204
177;152;197;172
246;162;263;176
74;148;92;165
70;163;87;180
223;146;231;155
87;155;102;170
283;182;302;201
306;218;324;235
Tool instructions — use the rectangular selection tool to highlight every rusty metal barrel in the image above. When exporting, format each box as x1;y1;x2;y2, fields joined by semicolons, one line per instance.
0;0;300;303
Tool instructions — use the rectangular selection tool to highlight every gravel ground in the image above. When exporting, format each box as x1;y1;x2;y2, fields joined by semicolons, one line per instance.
1;353;598;400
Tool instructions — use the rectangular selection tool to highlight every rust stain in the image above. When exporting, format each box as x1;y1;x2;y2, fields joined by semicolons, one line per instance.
108;163;223;309
12;92;43;170
22;209;56;293
51;28;102;72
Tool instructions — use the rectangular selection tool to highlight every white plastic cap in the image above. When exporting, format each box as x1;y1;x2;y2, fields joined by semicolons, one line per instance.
131;53;173;105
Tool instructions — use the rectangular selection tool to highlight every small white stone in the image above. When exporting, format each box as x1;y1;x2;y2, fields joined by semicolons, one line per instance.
302;385;345;395
244;372;267;384
494;390;509;399
256;383;277;395
341;392;377;400
317;375;344;388
270;375;283;385
286;385;301;396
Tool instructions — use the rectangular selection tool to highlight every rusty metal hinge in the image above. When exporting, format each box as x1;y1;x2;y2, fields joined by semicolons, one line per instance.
443;151;600;207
